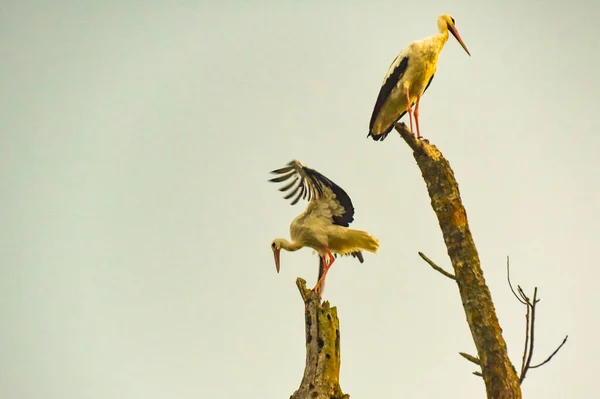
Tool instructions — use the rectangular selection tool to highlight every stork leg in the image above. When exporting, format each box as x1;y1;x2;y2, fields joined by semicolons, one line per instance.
314;256;327;296
414;95;422;139
404;86;414;135
314;248;336;295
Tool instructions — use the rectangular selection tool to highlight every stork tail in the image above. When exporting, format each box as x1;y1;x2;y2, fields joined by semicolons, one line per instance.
332;228;380;254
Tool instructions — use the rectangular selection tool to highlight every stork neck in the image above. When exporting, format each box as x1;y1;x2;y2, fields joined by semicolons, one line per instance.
438;29;449;44
279;239;303;252
432;30;449;54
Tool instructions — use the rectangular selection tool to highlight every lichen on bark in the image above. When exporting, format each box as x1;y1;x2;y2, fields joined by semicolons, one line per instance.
291;278;348;399
395;122;522;399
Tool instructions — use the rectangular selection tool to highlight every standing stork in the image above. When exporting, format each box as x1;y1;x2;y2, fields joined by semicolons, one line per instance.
368;14;471;141
269;160;379;295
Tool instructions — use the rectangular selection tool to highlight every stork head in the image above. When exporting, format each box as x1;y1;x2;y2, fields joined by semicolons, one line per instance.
438;14;471;56
271;239;284;273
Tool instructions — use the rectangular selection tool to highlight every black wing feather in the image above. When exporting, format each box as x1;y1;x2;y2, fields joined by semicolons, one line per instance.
269;171;295;183
423;74;435;97
368;63;436;142
279;177;298;192
269;160;355;227
368;55;409;140
284;187;298;200
334;251;364;263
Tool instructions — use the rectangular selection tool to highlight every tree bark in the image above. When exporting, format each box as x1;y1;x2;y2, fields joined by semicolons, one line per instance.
394;122;522;399
291;277;348;399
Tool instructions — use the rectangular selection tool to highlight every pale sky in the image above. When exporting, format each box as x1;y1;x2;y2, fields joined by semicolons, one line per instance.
2;1;599;398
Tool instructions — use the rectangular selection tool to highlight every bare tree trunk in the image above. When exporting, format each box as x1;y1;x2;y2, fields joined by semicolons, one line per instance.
290;278;350;399
291;277;348;399
394;123;522;399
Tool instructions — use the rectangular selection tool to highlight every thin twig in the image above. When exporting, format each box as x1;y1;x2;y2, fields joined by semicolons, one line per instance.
530;335;569;369
521;288;538;384
418;252;455;280
473;371;483;377
509;257;567;385
518;285;566;384
459;352;481;366
507;256;527;305
517;285;529;303
519;304;530;377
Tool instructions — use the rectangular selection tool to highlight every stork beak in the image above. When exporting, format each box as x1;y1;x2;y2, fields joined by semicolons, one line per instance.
273;248;281;273
449;26;471;56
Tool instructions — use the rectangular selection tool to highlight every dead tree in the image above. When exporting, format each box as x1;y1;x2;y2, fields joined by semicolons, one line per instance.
287;123;565;399
291;277;348;399
392;123;522;398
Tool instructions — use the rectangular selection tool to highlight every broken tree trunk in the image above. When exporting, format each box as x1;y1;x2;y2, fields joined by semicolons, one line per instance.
290;278;348;399
394;122;522;399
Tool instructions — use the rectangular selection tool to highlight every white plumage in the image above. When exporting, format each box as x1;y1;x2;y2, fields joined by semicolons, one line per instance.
269;160;379;295
368;14;471;141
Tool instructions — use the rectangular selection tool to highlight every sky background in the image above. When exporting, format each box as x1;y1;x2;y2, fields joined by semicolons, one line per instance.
2;1;599;398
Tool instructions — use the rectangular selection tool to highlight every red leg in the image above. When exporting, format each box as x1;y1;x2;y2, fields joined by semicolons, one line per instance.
405;86;414;134
314;249;336;295
314;256;326;296
414;95;421;139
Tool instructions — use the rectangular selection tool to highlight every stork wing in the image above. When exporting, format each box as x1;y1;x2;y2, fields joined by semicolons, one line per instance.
368;53;409;136
269;160;355;227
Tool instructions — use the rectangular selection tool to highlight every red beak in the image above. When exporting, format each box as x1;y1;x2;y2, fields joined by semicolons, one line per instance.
449;25;471;56
273;248;281;273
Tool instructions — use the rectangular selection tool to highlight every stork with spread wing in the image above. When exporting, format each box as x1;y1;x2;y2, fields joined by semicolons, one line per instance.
269;160;379;295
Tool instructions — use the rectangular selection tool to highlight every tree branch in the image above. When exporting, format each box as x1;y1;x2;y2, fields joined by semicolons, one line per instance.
507;256;527;305
459;352;481;366
519;302;531;378
530;336;568;369
520;288;537;383
291;278;348;399
418;251;456;280
507;259;569;384
395;122;522;399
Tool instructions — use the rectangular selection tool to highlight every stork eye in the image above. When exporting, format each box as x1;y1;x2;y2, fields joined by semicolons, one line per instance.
271;242;276;249
451;17;455;25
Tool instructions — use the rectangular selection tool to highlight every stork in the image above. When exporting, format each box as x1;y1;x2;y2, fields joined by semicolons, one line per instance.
269;160;379;295
368;14;471;141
